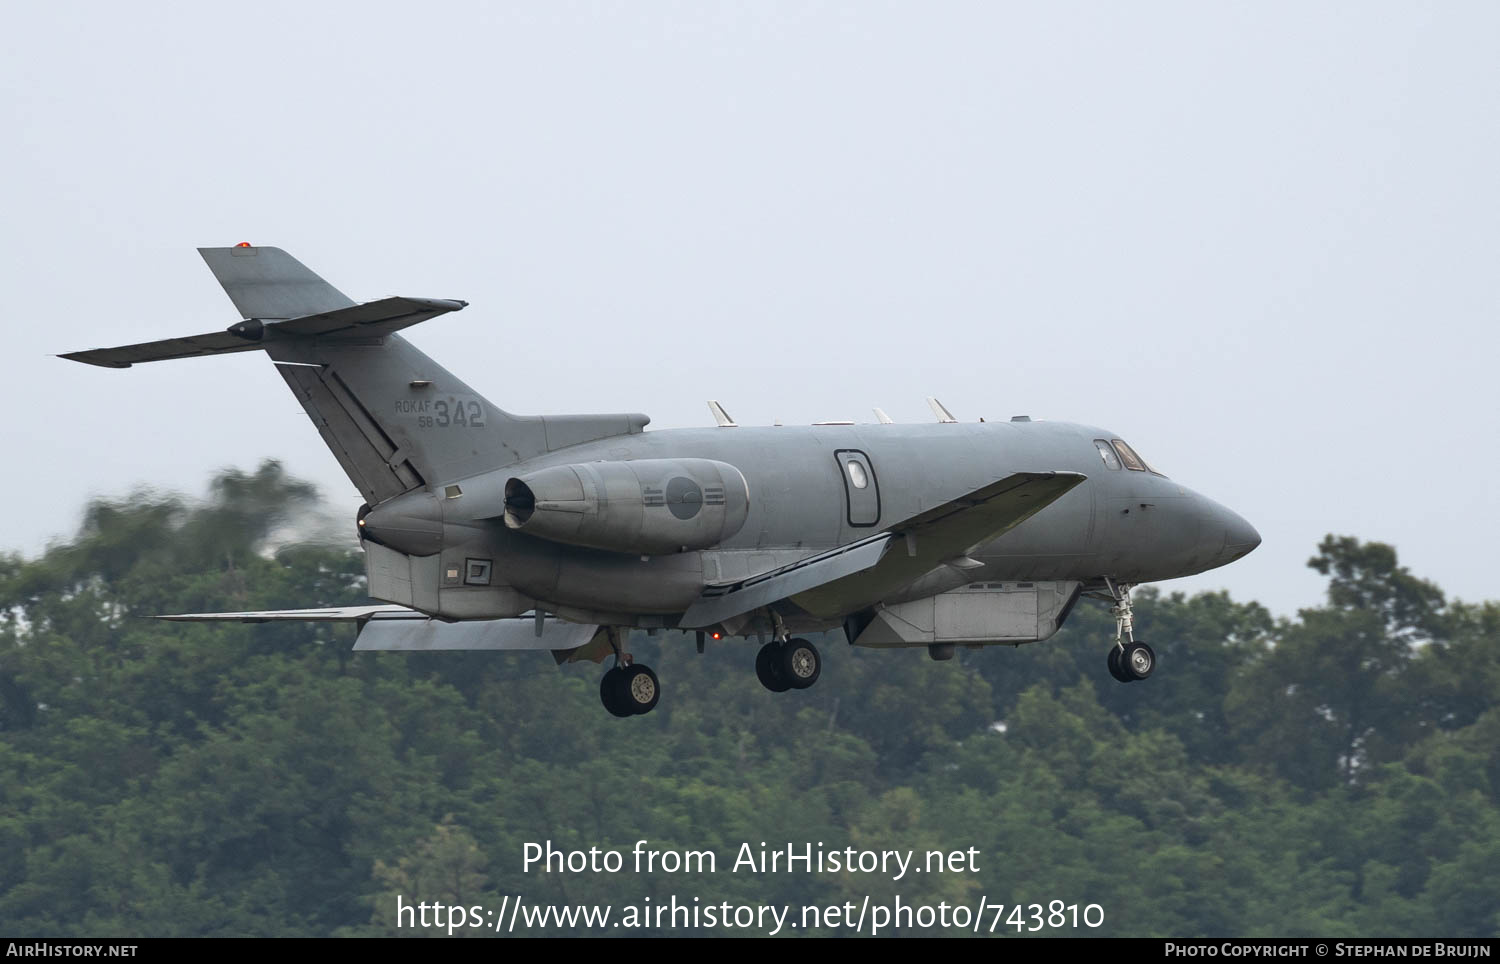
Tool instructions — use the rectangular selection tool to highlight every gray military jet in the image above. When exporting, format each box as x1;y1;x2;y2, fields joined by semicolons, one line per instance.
64;246;1260;716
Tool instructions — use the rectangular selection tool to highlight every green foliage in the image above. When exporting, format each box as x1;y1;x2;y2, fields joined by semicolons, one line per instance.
0;465;1496;937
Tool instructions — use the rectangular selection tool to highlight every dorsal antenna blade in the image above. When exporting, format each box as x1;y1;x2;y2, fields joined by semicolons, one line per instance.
926;397;957;423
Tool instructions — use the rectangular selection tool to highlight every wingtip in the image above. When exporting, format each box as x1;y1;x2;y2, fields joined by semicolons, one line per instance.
58;351;132;369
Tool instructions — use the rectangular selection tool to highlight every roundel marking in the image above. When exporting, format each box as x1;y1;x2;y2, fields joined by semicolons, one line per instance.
665;476;704;520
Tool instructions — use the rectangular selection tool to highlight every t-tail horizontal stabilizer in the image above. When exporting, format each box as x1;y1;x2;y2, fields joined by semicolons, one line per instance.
62;297;468;368
60;245;466;368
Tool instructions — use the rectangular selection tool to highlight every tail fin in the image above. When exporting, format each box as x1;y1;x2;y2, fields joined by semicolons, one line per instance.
198;245;354;319
62;245;649;505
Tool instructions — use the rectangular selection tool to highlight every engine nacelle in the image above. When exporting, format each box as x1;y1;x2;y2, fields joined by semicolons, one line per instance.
503;458;750;554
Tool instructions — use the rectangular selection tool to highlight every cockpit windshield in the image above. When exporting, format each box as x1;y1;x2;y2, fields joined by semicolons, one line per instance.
1091;438;1168;477
1111;439;1166;477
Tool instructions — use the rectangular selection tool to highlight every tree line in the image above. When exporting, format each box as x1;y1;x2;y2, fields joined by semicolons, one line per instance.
0;461;1495;936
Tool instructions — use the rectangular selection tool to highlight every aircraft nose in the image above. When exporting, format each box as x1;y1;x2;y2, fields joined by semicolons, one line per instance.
1220;506;1261;561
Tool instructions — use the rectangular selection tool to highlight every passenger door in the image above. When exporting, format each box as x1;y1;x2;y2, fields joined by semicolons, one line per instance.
834;449;881;527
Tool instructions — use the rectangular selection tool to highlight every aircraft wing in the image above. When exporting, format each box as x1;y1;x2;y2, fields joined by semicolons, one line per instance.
157;606;600;655
680;535;897;629
679;470;1087;628
158;605;418;623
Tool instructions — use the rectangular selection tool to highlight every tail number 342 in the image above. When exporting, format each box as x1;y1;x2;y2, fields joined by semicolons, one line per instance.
401;397;486;429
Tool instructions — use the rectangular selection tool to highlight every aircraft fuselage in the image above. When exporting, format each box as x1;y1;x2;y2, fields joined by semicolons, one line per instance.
372;417;1258;629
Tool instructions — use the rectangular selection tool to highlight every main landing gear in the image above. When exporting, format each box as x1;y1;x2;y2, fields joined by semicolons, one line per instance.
598;627;661;717
1091;578;1155;684
755;637;822;692
595;622;824;715
753;611;823;693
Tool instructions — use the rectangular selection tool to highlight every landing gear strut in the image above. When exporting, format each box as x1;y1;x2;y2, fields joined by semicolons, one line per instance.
1090;579;1155;684
598;628;661;717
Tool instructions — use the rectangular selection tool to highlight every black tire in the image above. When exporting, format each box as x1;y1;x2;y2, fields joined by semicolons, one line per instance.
756;642;791;692
1120;641;1155;681
1107;646;1133;683
616;664;661;715
600;668;633;717
778;638;821;690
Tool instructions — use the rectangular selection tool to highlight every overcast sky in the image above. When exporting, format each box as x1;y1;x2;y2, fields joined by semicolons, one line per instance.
3;3;1496;616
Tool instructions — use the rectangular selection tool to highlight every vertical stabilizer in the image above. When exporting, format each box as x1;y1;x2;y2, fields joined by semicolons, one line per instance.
198;246;355;319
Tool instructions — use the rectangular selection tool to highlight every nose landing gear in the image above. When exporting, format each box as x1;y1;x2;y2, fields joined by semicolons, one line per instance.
1107;639;1155;682
1091;579;1156;684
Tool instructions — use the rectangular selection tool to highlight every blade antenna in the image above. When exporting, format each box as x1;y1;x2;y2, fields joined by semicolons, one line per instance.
926;397;957;423
708;400;738;427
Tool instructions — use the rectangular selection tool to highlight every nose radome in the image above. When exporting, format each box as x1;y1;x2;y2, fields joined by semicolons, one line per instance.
1222;508;1261;560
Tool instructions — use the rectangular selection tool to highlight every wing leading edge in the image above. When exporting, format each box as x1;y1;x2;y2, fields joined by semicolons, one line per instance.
680;470;1087;628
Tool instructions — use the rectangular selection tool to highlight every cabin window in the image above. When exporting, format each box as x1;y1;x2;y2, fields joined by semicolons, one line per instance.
1094;440;1121;470
847;460;869;489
